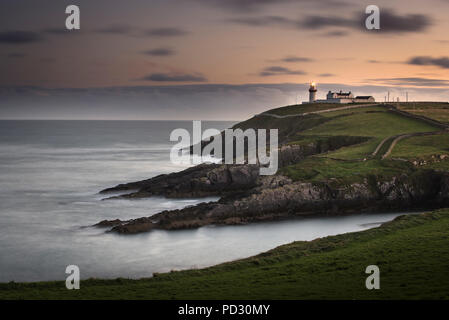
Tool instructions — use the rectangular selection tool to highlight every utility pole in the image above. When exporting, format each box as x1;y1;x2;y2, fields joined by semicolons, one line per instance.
406;92;408;103
387;91;390;103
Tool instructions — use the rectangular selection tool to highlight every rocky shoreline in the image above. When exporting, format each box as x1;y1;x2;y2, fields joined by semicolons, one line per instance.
96;160;449;234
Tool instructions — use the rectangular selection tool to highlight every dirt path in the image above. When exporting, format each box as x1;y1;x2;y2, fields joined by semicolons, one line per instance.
381;131;442;160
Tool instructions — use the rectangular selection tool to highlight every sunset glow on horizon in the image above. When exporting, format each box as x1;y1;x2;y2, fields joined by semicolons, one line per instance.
1;0;448;120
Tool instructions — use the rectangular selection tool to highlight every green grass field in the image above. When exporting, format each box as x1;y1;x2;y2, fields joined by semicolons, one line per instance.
391;133;449;160
2;209;449;300
287;109;439;160
280;108;444;182
281;158;412;183
264;103;352;116
302;110;438;138
397;102;449;123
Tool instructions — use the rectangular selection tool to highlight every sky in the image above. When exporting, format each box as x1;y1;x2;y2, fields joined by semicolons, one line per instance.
0;0;448;120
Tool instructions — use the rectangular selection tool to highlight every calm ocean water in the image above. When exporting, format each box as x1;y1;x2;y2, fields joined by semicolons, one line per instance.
0;120;409;282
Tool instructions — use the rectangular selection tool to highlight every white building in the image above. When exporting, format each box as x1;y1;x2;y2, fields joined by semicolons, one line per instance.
303;83;375;104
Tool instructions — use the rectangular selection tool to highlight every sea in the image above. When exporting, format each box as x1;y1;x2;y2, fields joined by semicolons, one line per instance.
0;120;409;282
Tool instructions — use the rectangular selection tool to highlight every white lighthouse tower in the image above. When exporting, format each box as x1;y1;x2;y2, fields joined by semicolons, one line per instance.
309;81;317;103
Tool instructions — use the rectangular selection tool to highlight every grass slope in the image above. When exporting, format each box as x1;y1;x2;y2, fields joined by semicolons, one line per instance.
2;209;449;300
281;108;444;183
397;102;449;123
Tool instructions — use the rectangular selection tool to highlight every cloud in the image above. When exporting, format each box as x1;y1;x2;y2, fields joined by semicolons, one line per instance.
141;73;207;82
96;24;135;35
370;11;432;33
194;0;349;13
6;52;26;58
145;28;189;37
43;28;74;35
194;0;292;13
229;10;432;34
320;30;349;37
319;73;335;77
302;10;432;33
366;77;449;87
301;15;355;29
0;31;43;44
93;25;189;37
407;56;449;69
142;48;176;56
281;56;314;63
227;16;295;27
259;66;306;77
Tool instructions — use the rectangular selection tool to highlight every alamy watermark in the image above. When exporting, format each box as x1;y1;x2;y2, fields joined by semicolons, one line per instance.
365;265;380;290
65;265;80;290
170;121;279;175
365;5;380;30
65;5;80;30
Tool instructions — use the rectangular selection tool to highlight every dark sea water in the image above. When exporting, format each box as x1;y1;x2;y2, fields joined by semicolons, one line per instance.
0;120;409;282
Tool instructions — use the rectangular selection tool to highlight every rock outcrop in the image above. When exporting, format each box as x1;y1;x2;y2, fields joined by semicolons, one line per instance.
96;169;449;234
100;163;260;199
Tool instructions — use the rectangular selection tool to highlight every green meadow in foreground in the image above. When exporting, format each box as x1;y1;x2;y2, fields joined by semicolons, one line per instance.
2;209;449;300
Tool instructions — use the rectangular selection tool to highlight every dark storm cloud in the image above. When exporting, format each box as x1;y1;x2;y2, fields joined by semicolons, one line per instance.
141;73;207;82
407;56;449;69
366;77;449;87
142;48;176;56
145;28;189;37
0;31;43;44
259;66;306;77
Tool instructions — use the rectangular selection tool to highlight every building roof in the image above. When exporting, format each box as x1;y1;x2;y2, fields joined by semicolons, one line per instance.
355;96;374;99
329;91;352;96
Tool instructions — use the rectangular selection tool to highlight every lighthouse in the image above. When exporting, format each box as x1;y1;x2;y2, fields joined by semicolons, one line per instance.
309;81;317;103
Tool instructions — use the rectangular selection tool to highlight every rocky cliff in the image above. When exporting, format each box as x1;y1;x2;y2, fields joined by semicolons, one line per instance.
97;169;449;234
